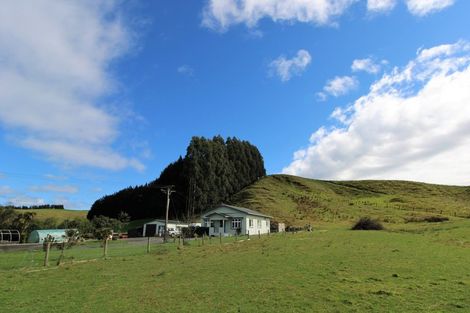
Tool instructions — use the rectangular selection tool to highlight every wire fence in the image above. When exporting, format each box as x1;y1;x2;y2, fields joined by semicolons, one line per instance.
0;238;166;270
0;232;276;271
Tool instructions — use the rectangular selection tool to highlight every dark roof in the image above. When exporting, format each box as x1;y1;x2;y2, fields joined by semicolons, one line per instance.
208;204;272;218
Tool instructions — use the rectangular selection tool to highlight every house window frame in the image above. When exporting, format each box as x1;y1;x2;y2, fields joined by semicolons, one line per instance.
232;218;241;229
249;219;253;228
257;219;261;228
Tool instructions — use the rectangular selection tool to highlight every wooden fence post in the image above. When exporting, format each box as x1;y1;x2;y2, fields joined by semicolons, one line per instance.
103;238;108;259
202;234;205;246
247;230;250;240
258;230;261;239
44;242;50;267
219;233;222;244
147;237;151;253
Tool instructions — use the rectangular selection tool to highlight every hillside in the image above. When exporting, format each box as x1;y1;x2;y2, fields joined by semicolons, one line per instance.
231;175;470;225
13;209;87;223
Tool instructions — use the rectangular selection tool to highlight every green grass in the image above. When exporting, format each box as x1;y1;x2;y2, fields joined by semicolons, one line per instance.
231;175;470;225
14;209;87;223
3;175;470;312
1;220;470;312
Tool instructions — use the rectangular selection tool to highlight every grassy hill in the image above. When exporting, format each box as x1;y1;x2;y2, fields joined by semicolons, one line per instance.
231;175;470;225
14;209;87;223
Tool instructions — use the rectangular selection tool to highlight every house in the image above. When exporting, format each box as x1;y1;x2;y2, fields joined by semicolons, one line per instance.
142;219;189;237
201;204;271;237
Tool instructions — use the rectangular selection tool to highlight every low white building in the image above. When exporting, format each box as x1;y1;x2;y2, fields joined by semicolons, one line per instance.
201;204;271;237
142;219;189;237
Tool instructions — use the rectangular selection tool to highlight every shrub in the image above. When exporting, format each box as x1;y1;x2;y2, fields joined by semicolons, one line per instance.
351;217;384;230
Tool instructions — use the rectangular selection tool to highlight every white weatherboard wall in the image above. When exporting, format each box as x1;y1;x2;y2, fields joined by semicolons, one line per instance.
245;216;270;236
201;204;271;237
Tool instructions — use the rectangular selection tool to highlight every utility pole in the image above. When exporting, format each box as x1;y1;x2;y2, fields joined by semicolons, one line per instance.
161;185;175;243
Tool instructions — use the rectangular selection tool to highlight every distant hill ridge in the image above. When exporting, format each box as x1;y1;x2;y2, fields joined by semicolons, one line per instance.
230;175;470;225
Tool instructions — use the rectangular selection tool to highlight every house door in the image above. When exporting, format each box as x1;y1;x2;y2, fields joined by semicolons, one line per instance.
214;220;219;233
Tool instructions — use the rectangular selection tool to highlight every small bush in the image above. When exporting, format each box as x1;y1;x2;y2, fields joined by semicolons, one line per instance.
351;217;384;230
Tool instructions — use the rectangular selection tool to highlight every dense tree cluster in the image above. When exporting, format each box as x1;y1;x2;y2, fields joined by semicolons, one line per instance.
87;136;266;221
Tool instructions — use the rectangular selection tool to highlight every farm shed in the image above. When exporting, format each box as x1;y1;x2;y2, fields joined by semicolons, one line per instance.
201;204;272;237
27;229;68;244
142;220;189;237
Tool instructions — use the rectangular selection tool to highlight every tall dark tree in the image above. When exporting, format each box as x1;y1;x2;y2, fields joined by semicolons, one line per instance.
87;136;266;221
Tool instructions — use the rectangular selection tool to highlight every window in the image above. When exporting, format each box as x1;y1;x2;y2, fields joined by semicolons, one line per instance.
219;220;223;227
249;219;253;228
257;220;261;228
232;218;241;229
210;221;214;228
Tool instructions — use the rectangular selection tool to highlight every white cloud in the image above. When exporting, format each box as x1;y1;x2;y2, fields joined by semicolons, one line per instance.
177;65;195;77
0;1;144;171
202;0;359;31
270;49;312;82
30;184;79;194
406;0;455;16
6;195;46;207
351;58;382;74
367;0;397;13
283;41;470;186
322;75;359;97
202;0;457;30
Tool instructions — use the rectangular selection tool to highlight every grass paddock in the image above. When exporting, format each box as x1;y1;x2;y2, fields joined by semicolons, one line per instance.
1;220;470;312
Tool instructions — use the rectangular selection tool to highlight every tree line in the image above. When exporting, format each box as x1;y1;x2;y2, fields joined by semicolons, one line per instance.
88;136;266;221
1;204;65;210
0;207;128;243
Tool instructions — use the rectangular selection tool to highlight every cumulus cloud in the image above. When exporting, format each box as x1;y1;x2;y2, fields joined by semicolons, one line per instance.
283;41;470;185
351;58;383;74
320;75;359;97
202;0;359;31
367;0;397;13
406;0;455;16
270;50;312;82
202;0;456;31
0;1;144;171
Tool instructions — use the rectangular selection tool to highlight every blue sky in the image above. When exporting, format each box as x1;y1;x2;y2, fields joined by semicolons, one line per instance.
1;0;470;210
